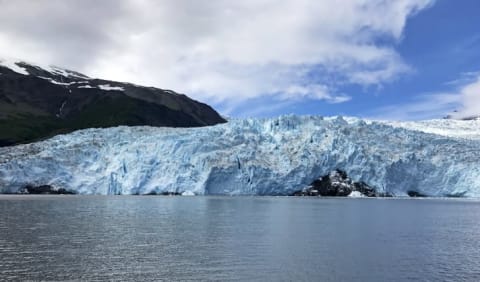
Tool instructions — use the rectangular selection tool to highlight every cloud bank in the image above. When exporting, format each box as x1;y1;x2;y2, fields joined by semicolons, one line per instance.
448;74;480;119
0;0;433;114
369;73;480;120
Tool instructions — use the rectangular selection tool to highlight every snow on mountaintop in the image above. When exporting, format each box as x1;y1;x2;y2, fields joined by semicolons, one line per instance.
0;57;29;75
0;57;89;79
0;56;227;146
0;115;479;197
0;57;129;92
48;65;90;79
98;84;125;91
37;76;78;86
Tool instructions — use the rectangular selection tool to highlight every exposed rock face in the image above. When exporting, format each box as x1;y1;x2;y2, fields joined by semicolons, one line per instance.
407;190;427;197
21;184;76;195
144;191;182;196
0;60;226;146
292;170;378;197
353;181;378;197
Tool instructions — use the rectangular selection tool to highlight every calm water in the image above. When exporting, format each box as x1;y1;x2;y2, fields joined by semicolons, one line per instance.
1;196;480;281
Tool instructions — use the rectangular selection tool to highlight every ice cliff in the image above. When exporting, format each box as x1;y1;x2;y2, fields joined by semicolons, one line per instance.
1;116;479;196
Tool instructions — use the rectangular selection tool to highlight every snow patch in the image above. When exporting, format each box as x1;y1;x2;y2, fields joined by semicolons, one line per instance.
49;66;90;79
77;84;124;91
98;84;124;91
0;58;29;75
56;101;67;118
38;76;75;86
0;57;90;80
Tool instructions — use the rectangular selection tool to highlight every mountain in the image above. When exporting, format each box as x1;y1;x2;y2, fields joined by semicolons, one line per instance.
0;58;226;146
1;116;479;196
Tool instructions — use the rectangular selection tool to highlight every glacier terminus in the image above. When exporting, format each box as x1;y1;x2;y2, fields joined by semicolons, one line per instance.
0;115;479;197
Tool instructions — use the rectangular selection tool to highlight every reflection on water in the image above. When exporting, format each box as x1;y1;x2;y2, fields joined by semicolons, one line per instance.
0;196;479;281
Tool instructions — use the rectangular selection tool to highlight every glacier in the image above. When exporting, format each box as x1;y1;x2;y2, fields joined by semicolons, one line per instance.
0;115;479;196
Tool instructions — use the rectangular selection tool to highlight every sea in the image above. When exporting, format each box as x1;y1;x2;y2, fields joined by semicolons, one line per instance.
1;196;479;281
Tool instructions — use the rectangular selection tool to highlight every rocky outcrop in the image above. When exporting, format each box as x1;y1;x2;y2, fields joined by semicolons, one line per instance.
291;170;381;197
144;191;182;196
407;190;427;197
21;184;76;195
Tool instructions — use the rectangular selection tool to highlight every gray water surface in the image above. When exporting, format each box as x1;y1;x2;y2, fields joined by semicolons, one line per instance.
1;196;479;281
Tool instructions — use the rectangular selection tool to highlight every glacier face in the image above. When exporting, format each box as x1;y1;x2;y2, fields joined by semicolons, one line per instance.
0;115;479;196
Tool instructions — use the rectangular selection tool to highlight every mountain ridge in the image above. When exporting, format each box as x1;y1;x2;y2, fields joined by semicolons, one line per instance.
0;58;226;146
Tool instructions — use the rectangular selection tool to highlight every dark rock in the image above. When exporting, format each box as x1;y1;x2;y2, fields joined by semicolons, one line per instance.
312;170;353;196
353;181;376;197
291;169;379;197
407;190;427;197
160;191;182;196
143;191;181;196
22;184;76;194
291;188;320;196
445;192;467;198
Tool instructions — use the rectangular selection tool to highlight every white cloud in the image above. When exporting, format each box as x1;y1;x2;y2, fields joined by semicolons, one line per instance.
368;94;460;120
448;74;480;119
280;84;351;103
0;0;434;114
369;73;480;120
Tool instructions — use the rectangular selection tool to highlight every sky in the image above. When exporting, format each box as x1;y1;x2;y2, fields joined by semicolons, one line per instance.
0;0;479;120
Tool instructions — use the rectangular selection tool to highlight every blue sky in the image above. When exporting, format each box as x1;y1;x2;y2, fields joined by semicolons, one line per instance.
1;0;479;120
225;0;480;119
